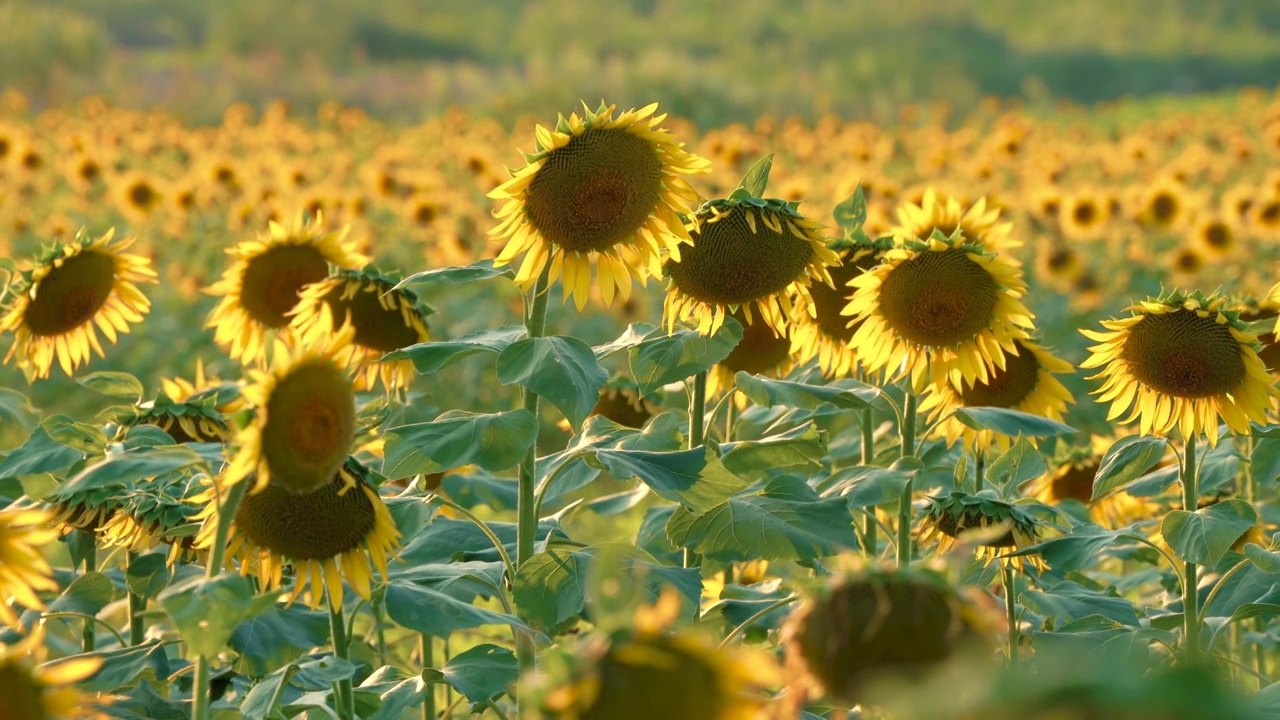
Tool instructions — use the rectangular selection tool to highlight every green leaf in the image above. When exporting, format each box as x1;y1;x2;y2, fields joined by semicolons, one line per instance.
593;322;658;359
382;410;536;479
0;387;38;436
1091;435;1168;500
77;371;144;400
60;445;208;496
720;424;827;480
48;572;114;616
43;416;107;454
1015;523;1134;572
666;478;859;561
384;579;525;636
734;153;774;196
733;372;882;411
951;407;1076;438
241;662;300;720
987;436;1047;491
1244;543;1280;574
385;326;526;374
392;260;513;290
825;459;920;508
157;574;278;657
424;644;519;703
1021;581;1140;626
124;552;173;600
76;641;171;693
1161;499;1258;566
628;320;743;397
832;184;868;233
366;675;432;720
1229;602;1280;624
0;427;86;481
230;604;331;676
497;336;608;430
592;445;750;512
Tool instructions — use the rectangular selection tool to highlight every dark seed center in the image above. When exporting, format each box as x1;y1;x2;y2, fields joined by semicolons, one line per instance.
1121;309;1245;398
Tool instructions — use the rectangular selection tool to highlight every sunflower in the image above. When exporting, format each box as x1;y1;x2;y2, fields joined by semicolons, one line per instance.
1169;244;1205;280
1033;240;1082;288
585;379;659;429
489;102;710;310
1059;190;1110;241
843;232;1034;390
1134;180;1187;230
919;339;1074;451
113;172;164;224
97;471;204;564
194;457;399;610
664;195;839;337
159;358;244;413
708;308;793;399
0;508;58;628
1081;290;1274;446
288;266;431;391
1029;435;1157;528
205;213;368;365
0;625;109;719
1190;215;1235;257
117;393;233;444
1254;194;1280;238
919;492;1049;573
892;189;1017;254
222;329;357;496
790;240;891;378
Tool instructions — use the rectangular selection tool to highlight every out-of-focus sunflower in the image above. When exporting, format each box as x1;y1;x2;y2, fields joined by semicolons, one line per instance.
193;457;399;609
490;102;709;309
843;232;1034;390
0;229;156;379
790;240;891;377
919;492;1049;573
1219;183;1256;224
113;171;164;223
0;508;58;628
1059;190;1110;241
1169;244;1205;280
288;266;431;391
892;189;1017;254
919;339;1074;451
222;329;357;496
1134;180;1188;231
0;625;109;719
664;195;839;336
1190;215;1235;258
1253;194;1280;238
1033;240;1082;289
1081;290;1273;446
205;214;368;364
1028;434;1157;528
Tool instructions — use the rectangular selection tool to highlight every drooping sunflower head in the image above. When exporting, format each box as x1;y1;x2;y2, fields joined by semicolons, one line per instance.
893;189;1017;254
117;393;233;444
919;492;1048;573
0;508;58;628
664;195;839;337
1081;290;1275;446
204;213;368;364
288;266;431;391
919;339;1075;451
98;471;204;564
0;625;110;719
222;329;358;496
490;102;710;310
159;358;245;414
781;564;997;706
0;228;157;379
843;232;1035;391
790;239;892;378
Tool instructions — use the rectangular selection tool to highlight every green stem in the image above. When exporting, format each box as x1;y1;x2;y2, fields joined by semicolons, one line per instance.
40;611;128;647
860;407;878;559
1182;434;1200;664
973;450;986;494
1002;564;1019;667
80;531;97;653
689;371;707;449
328;591;355;720
724;401;735;442
192;479;249;720
896;391;917;568
375;602;388;669
420;634;435;720
127;552;145;646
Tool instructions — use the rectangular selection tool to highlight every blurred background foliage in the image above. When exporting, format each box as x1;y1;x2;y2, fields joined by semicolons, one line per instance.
7;0;1280;126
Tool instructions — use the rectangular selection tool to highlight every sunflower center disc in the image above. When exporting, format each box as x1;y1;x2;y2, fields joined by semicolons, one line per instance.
130;182;156;208
1073;203;1096;224
324;283;420;352
23;250;117;336
524;128;663;253
667;206;815;305
811;252;881;342
1151;194;1177;223
236;472;376;560
1121;309;1245;398
1204;223;1229;248
1051;458;1100;504
585;638;730;720
957;341;1040;407
261;360;356;494
0;664;44;720
240;244;330;328
720;310;791;374
877;248;998;347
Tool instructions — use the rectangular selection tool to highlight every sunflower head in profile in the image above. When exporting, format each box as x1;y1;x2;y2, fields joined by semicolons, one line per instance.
288;266;431;391
919;492;1049;573
1081;290;1274;446
919;339;1074;451
0;625;110;719
117;392;233;444
893;189;1017;255
194;456;400;609
489;102;710;310
790;238;892;378
664;193;839;337
159;358;245;414
0;508;58;628
585;378;659;429
205;213;368;365
0;229;156;379
98;471;204;564
222;328;358;496
843;230;1034;391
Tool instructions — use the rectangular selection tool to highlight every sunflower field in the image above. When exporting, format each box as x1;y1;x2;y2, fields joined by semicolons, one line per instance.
6;74;1280;720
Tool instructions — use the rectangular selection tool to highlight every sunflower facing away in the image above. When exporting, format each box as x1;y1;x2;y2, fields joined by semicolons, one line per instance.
98;472;204;564
1029;434;1157;529
221;328;358;496
843;232;1034;390
919;492;1049;573
0;508;58;628
892;189;1018;255
664;195;839;337
194;456;400;609
0;625;109;719
790;239;891;378
490;102;710;309
205;213;368;364
1081;290;1273;446
117;393;233;444
0;229;156;379
288;266;431;391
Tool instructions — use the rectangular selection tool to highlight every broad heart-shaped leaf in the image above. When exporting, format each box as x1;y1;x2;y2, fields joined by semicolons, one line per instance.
47;572;114;616
382;409;536;479
1091;434;1168;500
496;335;608;430
424;644;519;703
666;477;859;561
383;580;526;636
593;322;658;359
241;663;301;720
385;325;526;374
364;674;432;720
628;319;743;397
591;445;750;513
1161;499;1258;567
1127;441;1239;498
392;259;513;290
59;445;208;496
76;371;144;400
720;424;828;480
988;436;1047;492
1020;580;1140;626
1012;523;1137;573
1244;543;1280;574
734;372;882;411
824;459;920;509
157;573;279;658
0;427;85;482
76;641;171;693
734;153;774;196
950;407;1076;438
832;184;868;233
512;544;701;632
124;551;173;600
0;387;38;435
42;416;108;454
395;515;563;567
230;603;331;676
